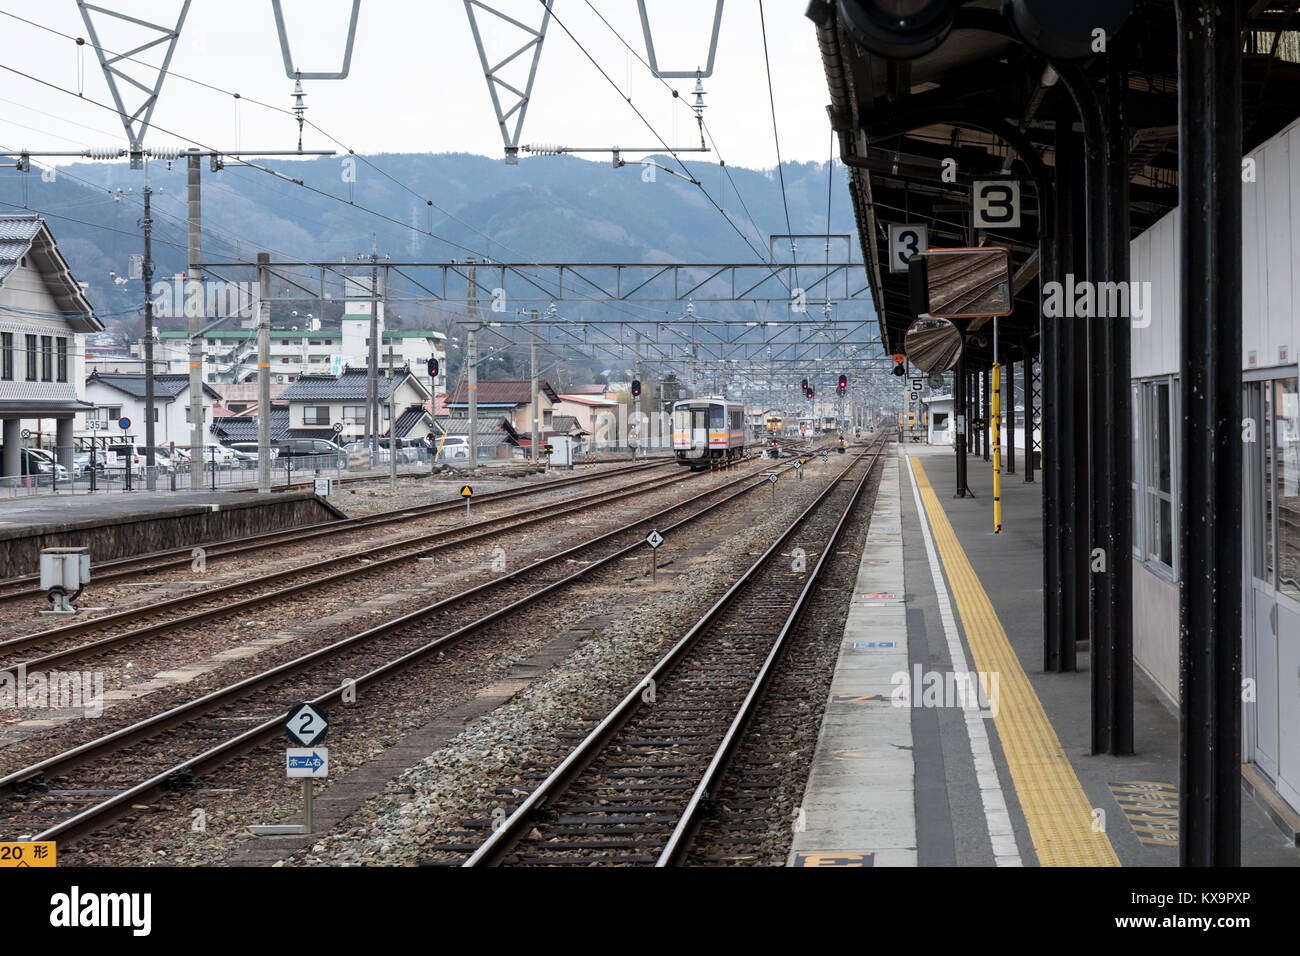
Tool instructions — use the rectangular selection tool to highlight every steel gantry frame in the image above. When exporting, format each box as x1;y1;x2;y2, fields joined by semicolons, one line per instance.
195;258;873;305
464;0;554;165
76;0;192;169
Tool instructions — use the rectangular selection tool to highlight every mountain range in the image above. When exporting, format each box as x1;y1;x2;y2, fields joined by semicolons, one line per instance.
0;150;863;339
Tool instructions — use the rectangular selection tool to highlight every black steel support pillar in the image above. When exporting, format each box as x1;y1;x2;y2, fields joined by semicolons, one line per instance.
1073;52;1135;757
977;366;987;463
956;353;967;496
1006;356;1016;475
1046;125;1086;673
1175;0;1242;867
1025;346;1035;482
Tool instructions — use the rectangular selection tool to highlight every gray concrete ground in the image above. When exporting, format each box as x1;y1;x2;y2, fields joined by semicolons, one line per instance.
904;444;1298;866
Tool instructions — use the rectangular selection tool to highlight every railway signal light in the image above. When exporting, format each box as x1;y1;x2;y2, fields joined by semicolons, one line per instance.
427;357;439;378
631;379;641;398
893;363;906;376
801;378;808;391
838;374;847;392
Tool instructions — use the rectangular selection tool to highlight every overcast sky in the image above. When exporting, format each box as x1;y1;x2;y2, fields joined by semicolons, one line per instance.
0;1;835;170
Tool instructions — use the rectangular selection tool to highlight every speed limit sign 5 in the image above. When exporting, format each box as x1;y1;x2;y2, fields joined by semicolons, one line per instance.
888;223;928;274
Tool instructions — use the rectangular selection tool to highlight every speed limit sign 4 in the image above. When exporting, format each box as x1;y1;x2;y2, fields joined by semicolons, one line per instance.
888;223;928;274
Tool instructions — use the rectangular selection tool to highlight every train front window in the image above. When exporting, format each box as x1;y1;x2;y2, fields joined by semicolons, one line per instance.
673;408;691;434
710;404;725;429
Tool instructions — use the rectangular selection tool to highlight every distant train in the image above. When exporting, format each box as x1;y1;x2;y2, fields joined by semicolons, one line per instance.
766;415;783;434
671;398;747;468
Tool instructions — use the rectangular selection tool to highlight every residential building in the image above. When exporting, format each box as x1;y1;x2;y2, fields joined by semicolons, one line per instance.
144;299;446;396
82;372;223;448
277;367;433;444
554;392;622;447
0;215;101;475
446;379;559;433
431;416;520;460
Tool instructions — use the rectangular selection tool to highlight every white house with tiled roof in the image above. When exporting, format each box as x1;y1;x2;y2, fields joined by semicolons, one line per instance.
0;215;102;478
277;367;433;443
82;372;223;448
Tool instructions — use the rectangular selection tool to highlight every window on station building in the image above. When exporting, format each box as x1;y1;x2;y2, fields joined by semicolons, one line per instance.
56;338;67;382
1272;378;1300;600
1;332;12;380
40;336;52;381
1135;376;1177;576
25;334;37;380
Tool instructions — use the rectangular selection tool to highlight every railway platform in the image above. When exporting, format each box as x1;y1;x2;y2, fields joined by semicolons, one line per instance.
0;489;344;579
791;446;1300;867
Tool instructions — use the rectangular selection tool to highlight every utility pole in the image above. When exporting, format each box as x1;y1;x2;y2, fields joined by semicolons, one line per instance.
366;248;379;470
634;331;642;458
467;259;478;468
530;308;539;465
387;345;398;490
187;153;204;485
142;174;157;490
257;252;271;493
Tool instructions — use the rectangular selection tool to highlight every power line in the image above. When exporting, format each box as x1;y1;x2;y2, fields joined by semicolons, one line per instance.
544;2;776;269
0;9;674;323
758;0;796;276
577;0;771;254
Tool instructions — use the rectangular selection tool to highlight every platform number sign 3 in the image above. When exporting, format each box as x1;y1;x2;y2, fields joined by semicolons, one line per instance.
888;223;927;274
284;702;328;747
972;181;1021;229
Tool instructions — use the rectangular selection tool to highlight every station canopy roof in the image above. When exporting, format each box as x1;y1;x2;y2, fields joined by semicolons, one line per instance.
810;0;1300;367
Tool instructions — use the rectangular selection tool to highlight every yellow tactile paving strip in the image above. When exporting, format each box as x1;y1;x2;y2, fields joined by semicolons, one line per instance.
911;459;1120;867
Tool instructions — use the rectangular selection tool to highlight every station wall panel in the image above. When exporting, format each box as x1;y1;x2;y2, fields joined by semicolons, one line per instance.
1131;116;1300;379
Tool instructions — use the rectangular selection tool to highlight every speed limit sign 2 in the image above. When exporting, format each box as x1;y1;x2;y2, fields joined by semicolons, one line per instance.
888;223;928;274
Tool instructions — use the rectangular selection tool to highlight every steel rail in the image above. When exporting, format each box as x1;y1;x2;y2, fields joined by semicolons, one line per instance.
463;435;885;867
3;453;810;845
0;463;705;670
657;439;886;865
0;459;674;600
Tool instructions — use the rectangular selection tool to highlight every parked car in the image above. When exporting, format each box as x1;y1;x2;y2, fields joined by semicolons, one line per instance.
436;435;472;462
0;446;69;484
72;451;106;479
224;442;276;461
103;443;171;478
342;441;390;464
274;438;345;467
194;444;241;465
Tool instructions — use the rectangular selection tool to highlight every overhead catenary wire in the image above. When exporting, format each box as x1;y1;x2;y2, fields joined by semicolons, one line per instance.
0;8;682;326
758;0;796;282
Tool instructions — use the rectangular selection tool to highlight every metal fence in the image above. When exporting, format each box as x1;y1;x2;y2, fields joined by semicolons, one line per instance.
0;445;463;498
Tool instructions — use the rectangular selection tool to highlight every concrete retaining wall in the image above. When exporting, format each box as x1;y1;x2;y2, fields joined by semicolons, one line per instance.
0;492;345;578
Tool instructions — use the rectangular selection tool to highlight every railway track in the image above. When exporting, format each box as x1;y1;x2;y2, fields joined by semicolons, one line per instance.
0;452;810;847
0;459;729;675
459;436;886;866
0;458;676;604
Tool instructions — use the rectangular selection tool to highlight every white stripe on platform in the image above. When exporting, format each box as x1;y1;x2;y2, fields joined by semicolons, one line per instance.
905;454;1022;866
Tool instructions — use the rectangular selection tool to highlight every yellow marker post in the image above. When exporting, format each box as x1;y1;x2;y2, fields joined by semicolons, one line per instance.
992;363;1002;534
0;842;56;866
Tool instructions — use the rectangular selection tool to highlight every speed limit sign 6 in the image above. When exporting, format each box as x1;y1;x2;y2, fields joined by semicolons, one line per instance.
888;223;928;274
972;181;1021;229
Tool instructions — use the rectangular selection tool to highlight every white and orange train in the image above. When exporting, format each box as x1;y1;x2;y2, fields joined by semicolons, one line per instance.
671;398;747;468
